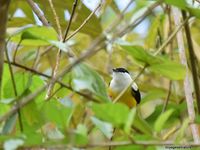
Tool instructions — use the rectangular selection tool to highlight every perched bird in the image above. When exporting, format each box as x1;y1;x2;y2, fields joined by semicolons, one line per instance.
108;68;141;108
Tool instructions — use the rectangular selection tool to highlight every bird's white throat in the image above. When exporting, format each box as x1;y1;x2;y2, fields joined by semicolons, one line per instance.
110;72;133;92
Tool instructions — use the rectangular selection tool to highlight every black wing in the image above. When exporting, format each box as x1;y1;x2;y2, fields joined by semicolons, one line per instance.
131;87;141;104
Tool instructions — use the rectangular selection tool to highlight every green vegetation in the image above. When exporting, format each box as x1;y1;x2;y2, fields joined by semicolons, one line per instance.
0;0;200;149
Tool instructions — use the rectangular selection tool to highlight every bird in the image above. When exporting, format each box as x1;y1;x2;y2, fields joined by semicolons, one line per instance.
108;68;141;108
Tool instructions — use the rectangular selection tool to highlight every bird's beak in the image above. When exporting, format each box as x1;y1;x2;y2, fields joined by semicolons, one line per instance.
112;68;116;72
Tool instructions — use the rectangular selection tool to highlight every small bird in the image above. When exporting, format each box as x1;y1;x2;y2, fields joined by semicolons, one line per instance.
108;68;141;108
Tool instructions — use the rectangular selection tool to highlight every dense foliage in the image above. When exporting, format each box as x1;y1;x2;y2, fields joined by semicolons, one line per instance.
1;0;200;149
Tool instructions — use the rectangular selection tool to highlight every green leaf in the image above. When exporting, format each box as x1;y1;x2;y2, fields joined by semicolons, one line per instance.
133;112;153;136
145;15;163;49
164;0;187;10
40;100;73;128
141;88;166;104
149;62;186;80
90;103;130;127
124;108;136;134
154;109;174;132
121;45;161;66
72;63;110;102
91;117;113;139
10;26;68;52
187;7;200;19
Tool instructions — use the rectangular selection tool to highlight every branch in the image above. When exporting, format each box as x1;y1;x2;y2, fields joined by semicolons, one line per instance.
182;10;200;114
26;0;49;26
63;0;78;41
45;0;64;99
65;2;101;41
0;0;10;97
172;7;200;143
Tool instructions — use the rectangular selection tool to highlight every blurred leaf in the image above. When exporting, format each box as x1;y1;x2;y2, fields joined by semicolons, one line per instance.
164;0;187;10
195;115;200;124
121;45;161;66
124;108;136;134
10;26;68;52
40;100;73;128
91;117;113;139
4;138;24;150
121;45;186;80
76;124;88;136
149;62;186;80
8;17;34;27
42;122;65;140
145;15;163;49
2;114;17;134
188;7;200;19
141;88;166;104
175;118;190;142
133;112;153;136
72;63;110;102
154;109;174;132
90;103;130;127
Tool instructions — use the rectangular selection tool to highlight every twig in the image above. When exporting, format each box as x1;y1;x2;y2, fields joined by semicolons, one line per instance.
172;7;200;143
65;2;102;41
45;0;63;99
182;10;200;114
162;81;172;113
63;0;78;41
26;0;49;26
5;42;23;132
13;39;22;62
0;0;10;98
162;7;173;113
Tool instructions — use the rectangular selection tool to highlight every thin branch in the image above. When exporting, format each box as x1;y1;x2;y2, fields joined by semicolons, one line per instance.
45;0;63;99
63;0;78;41
5;43;23;132
162;81;172;113
26;0;49;26
182;10;200;114
47;0;62;39
65;2;102;41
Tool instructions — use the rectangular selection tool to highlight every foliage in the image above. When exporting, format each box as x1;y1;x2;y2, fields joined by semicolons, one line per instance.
1;0;200;149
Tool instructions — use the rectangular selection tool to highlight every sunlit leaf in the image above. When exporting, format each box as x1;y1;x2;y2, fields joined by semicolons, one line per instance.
10;26;68;52
91;117;113;139
72;63;110;102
